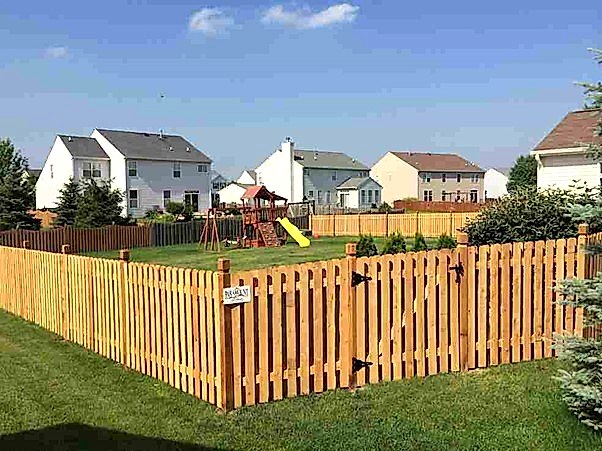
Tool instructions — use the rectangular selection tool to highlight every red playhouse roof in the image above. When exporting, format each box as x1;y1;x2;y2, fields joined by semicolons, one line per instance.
241;185;287;202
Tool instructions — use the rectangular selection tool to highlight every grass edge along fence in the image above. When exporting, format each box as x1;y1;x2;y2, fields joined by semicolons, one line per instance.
310;212;479;238
1;225;600;410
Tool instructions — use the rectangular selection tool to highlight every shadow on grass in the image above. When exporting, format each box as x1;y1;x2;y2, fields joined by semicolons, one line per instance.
0;423;221;451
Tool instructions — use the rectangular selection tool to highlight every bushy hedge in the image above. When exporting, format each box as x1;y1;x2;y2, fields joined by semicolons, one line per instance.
435;233;456;249
356;234;378;257
412;232;428;252
381;232;406;255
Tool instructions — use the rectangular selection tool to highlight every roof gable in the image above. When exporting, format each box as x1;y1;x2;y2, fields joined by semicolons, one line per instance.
336;176;382;190
293;150;368;170
95;129;211;163
390;151;484;173
533;109;602;151
58;135;109;159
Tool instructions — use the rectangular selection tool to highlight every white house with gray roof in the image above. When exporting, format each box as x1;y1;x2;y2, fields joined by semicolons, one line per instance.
254;138;369;204
336;177;382;209
36;129;212;217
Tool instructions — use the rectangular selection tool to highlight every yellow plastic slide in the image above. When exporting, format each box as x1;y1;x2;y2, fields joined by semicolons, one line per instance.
277;217;311;248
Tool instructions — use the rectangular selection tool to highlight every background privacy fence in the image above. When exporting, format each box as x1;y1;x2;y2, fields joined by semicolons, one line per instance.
0;225;594;410
310;212;479;238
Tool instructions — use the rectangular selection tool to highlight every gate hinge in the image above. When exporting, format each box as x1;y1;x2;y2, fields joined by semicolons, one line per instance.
449;261;464;283
352;357;373;373
351;271;372;287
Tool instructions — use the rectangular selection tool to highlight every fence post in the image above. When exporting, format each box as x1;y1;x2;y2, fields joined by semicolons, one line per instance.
385;211;389;237
119;249;130;365
332;212;336;237
357;213;361;235
345;243;357;388
449;212;454;235
457;232;469;371
22;240;30;249
576;224;589;337
217;258;234;411
415;211;419;235
61;244;71;339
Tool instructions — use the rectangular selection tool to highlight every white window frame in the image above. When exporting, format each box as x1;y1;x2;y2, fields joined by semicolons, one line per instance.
197;164;208;173
331;171;337;181
456;173;461;183
129;189;139;209
423;190;433;202
308;190;314;199
374;190;380;204
83;161;101;179
163;190;171;208
470;189;478;203
128;161;137;177
442;173;447;183
368;189;373;203
326;191;331;204
421;172;431;183
173;162;181;178
442;190;447;201
361;190;366;204
471;173;480;183
317;190;323;204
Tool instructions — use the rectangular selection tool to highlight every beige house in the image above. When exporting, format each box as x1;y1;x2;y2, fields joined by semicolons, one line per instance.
371;152;485;204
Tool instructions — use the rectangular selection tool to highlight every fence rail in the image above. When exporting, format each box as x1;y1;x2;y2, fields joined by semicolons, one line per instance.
0;225;594;410
311;212;479;238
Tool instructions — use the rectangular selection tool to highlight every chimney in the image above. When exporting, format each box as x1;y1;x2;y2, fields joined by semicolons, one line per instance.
159;129;164;140
68;136;73;142
281;137;295;201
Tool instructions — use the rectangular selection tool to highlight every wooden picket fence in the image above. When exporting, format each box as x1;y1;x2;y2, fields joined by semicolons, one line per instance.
310;212;479;238
0;225;152;253
0;225;596;410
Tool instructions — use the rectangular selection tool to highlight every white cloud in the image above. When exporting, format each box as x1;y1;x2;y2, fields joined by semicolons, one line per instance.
188;8;234;35
45;46;68;58
261;3;359;29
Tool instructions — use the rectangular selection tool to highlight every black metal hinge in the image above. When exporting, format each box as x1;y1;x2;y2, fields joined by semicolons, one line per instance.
352;357;373;373
351;271;372;287
449;261;464;283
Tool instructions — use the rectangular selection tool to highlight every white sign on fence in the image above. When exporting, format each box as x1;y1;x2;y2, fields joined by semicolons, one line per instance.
223;285;251;305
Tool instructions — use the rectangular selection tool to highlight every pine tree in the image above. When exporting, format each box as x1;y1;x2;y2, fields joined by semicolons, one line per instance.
0;138;39;230
506;155;537;193
55;178;81;227
556;48;602;430
75;179;124;228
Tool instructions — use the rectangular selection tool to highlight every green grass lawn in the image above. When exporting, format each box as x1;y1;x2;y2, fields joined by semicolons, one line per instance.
1;310;601;451
85;236;438;272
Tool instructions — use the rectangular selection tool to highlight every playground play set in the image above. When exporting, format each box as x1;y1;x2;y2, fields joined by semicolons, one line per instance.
200;185;310;251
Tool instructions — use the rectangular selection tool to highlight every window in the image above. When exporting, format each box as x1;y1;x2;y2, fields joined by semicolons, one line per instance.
173;162;181;178
326;191;331;204
442;173;447;183
368;190;373;203
423;190;433;202
317;190;323;204
361;190;366;204
128;161;137;177
197;164;208;173
421;172;431;183
456;173;461;183
83;162;101;179
471;173;480;183
456;190;461;202
374;190;380;204
470;189;478;203
50;165;54;179
129;190;138;209
163;190;171;208
442;190;447;201
308;190;314;199
331;171;337;181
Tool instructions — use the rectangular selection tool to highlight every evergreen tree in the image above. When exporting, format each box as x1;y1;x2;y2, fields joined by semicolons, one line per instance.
75;179;124;228
55;178;81;227
556;48;602;430
506;155;538;193
0;138;39;230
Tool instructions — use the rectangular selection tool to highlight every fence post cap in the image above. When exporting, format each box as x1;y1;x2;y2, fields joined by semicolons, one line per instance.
578;223;589;235
119;249;130;261
217;258;231;273
346;242;357;257
61;244;71;254
456;232;469;246
22;240;30;249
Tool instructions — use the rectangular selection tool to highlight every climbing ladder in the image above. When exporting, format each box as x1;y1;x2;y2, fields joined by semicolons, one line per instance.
257;222;281;247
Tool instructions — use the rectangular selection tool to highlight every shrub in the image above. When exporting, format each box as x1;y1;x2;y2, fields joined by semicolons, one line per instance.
144;207;162;220
356;234;378;257
165;201;193;222
412;232;428;251
74;179;123;228
462;187;601;246
435;233;456;249
378;202;392;213
381;232;406;255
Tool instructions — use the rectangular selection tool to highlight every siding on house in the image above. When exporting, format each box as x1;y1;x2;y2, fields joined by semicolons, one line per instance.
35;137;75;209
535;149;599;190
304;168;368;205
371;152;419;203
255;146;294;201
218;183;249;205
484;168;509;199
90;129;128;212
417;171;484;202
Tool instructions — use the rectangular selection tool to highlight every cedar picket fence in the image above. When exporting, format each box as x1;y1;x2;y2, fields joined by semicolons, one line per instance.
310;212;479;238
0;225;596;410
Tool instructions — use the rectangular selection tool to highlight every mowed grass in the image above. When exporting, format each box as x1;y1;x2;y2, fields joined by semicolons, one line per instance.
86;236;397;271
1;311;601;450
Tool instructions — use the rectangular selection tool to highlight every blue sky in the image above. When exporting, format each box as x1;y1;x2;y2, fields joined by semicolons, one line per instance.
1;1;600;178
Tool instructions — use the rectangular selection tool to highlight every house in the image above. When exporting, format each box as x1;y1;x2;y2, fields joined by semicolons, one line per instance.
254;138;369;205
36;129;212;217
237;170;257;185
218;182;253;206
531;109;602;190
336;177;383;209
371;151;485;204
23;168;42;182
210;170;229;207
484;167;510;199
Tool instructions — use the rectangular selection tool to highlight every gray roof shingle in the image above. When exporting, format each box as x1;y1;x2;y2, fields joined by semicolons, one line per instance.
96;129;211;163
336;176;381;190
293;150;368;170
58;135;109;159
